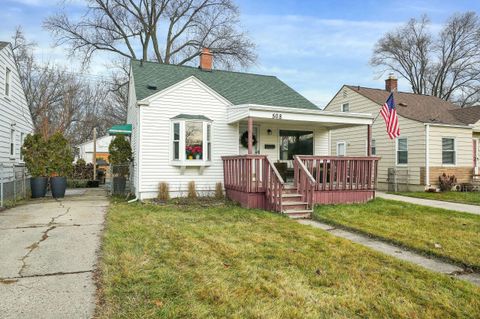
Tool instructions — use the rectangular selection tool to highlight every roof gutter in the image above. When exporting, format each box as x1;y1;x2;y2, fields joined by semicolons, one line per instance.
424;123;472;129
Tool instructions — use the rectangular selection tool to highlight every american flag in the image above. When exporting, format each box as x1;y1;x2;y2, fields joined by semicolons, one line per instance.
380;92;400;139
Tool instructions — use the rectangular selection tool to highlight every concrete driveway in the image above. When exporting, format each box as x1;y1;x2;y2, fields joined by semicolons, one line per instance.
0;188;108;319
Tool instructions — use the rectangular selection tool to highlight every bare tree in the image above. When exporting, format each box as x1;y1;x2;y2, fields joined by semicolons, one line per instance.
371;12;480;107
11;27;128;144
44;0;256;69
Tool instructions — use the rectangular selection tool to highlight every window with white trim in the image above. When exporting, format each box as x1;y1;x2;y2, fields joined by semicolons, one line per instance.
171;117;212;164
5;67;11;96
442;138;455;165
371;139;376;155
207;124;212;161
397;138;408;165
172;123;180;160
336;141;346;156
341;103;349;112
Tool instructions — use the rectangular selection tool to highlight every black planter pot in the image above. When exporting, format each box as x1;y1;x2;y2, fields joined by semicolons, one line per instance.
31;177;48;198
50;176;67;199
113;176;126;195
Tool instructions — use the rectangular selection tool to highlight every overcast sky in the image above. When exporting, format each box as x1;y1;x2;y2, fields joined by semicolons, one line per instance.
1;0;479;106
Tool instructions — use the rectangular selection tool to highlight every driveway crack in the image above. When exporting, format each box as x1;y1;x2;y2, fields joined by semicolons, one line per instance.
18;205;71;277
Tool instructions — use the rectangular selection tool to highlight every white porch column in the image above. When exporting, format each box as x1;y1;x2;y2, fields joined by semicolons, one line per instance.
247;116;253;154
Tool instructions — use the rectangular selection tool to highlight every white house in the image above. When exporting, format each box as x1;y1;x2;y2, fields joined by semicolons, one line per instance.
126;49;378;217
76;135;113;163
0;41;34;198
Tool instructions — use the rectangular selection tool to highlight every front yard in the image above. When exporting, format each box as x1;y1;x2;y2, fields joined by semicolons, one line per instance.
394;191;480;206
313;198;480;270
97;200;480;318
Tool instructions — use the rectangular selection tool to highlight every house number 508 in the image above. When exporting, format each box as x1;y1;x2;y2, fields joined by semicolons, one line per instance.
272;113;282;119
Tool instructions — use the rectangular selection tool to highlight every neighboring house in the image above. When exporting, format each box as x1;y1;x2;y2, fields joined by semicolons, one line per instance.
76;135;113;164
450;106;480;178
126;48;378;216
324;75;478;191
0;41;34;203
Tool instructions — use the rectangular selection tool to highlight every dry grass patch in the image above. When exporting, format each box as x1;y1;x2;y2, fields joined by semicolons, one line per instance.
97;200;480;318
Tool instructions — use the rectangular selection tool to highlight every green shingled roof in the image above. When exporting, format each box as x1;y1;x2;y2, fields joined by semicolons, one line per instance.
131;60;318;110
171;114;212;121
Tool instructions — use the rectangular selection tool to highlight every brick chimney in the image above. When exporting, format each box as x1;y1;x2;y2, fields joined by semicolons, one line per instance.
199;48;213;71
385;73;398;92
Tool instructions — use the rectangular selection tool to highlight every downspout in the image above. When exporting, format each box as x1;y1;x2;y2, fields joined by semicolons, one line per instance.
425;124;430;188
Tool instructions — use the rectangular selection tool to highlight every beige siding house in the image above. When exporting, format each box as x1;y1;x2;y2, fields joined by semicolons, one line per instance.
325;76;479;191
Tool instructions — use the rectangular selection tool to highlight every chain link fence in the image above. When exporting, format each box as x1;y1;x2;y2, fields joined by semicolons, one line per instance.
0;164;30;208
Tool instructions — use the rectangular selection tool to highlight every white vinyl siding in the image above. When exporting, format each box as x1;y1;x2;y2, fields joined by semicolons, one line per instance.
0;44;34;181
325;86;426;188
137;77;237;199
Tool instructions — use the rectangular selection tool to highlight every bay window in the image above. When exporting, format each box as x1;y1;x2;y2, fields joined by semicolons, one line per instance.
171;114;212;165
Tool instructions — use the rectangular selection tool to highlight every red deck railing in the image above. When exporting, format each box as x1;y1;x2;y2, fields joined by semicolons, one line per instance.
293;156;315;209
222;155;284;211
295;156;380;191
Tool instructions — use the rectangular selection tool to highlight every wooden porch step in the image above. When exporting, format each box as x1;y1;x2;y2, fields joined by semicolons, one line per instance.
283;209;313;219
282;201;309;210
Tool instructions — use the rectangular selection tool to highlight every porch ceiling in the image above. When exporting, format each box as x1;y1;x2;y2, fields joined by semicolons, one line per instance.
227;104;373;128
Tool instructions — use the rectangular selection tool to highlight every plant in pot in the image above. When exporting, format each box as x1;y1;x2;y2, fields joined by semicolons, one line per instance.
22;134;49;198
108;135;132;195
47;132;74;198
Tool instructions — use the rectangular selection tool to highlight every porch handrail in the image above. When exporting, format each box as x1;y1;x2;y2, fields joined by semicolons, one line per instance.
222;155;267;192
293;156;315;209
265;157;285;212
296;155;380;191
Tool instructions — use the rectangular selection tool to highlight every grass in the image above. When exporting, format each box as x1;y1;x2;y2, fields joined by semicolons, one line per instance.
393;191;480;206
97;200;480;318
313;198;480;270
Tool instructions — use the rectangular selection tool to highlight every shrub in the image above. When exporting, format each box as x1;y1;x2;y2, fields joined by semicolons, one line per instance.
215;182;224;199
47;132;74;177
187;181;197;199
438;173;457;192
158;182;170;201
22;134;48;177
108;136;132;176
69;162;94;180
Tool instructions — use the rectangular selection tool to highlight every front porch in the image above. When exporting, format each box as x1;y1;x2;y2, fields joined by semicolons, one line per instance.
222;155;379;218
223;104;378;217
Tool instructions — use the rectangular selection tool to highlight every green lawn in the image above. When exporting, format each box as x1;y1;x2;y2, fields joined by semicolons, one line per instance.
394;191;480;206
97;200;480;318
313;198;480;270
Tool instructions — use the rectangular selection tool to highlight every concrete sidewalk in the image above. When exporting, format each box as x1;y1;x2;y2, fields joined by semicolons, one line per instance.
299;219;480;287
0;188;108;319
376;192;480;215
